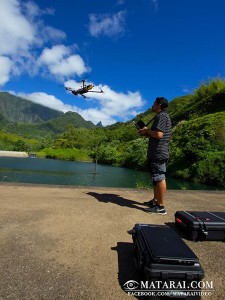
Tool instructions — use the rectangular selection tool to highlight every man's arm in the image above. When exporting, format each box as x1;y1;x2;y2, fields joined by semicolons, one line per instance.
139;127;163;139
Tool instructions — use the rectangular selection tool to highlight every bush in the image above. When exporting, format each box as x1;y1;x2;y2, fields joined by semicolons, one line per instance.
122;138;148;170
191;151;225;186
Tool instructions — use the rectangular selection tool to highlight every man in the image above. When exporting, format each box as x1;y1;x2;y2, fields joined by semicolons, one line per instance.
139;97;171;215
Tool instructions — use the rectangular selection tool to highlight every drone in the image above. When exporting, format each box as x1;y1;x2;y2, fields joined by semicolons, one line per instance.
65;79;103;98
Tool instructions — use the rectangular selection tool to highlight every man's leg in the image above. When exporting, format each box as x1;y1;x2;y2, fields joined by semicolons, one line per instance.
154;179;166;206
144;162;167;214
144;162;167;208
143;169;158;206
145;179;167;214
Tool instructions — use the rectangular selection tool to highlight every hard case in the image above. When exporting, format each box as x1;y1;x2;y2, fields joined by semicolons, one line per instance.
131;224;204;297
175;211;225;241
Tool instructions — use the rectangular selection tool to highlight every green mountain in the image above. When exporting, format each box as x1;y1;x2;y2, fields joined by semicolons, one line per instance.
0;110;9;125
0;92;62;123
0;92;96;139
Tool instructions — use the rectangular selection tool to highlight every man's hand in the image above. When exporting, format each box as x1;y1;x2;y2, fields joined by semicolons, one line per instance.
139;126;149;136
139;127;163;139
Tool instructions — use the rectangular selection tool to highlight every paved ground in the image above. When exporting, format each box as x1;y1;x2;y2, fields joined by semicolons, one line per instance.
0;183;224;300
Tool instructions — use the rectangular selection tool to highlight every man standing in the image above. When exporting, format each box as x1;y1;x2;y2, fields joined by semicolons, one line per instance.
139;97;171;215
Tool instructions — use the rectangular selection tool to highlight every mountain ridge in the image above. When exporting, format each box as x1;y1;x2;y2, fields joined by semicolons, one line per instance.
0;92;62;123
0;92;96;138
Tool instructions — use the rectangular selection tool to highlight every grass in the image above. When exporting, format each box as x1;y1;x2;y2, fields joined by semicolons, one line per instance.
37;148;92;162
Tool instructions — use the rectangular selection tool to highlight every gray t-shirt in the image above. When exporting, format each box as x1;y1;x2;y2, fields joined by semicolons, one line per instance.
147;110;171;161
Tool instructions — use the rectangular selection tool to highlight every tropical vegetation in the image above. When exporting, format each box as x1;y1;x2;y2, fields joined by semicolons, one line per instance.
0;77;225;187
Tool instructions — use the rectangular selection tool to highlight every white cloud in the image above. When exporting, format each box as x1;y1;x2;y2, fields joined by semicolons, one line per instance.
16;91;75;112
22;1;54;19
0;0;36;56
88;11;126;38
0;56;12;85
76;108;116;126
38;45;89;79
12;80;145;126
65;80;145;124
42;26;66;42
39;45;71;65
16;90;116;125
0;0;86;85
22;1;40;19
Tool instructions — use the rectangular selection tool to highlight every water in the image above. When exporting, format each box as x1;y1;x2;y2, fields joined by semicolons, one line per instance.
0;157;221;190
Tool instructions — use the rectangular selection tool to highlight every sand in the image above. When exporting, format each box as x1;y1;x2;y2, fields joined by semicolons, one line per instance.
0;151;29;157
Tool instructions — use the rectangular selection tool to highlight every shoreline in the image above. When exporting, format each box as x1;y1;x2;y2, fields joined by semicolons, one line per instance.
0;181;225;193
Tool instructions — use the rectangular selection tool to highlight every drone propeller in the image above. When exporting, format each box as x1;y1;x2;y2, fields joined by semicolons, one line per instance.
80;78;90;87
80;79;85;88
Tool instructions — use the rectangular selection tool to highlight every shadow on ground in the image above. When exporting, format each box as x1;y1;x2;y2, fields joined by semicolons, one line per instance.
86;192;145;212
111;242;145;300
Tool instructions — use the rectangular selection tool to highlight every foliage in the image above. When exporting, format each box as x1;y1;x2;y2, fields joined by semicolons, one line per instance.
97;141;120;165
0;130;41;152
47;111;95;131
135;181;151;190
1;78;225;187
13;140;30;152
169;151;225;187
121;138;148;169
193;77;225;101
37;148;92;161
169;78;225;125
168;111;225;186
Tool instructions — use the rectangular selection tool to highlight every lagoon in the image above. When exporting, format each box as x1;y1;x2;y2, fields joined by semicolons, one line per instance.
0;157;220;190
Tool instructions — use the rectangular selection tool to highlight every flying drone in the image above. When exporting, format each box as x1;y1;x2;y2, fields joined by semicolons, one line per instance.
65;79;103;98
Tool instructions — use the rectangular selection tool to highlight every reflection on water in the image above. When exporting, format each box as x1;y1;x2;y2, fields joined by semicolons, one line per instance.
0;157;221;190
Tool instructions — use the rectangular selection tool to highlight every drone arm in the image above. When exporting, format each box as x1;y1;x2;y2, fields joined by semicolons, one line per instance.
65;87;74;91
88;90;103;93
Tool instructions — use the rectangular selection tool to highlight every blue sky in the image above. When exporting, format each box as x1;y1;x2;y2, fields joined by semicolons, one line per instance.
0;0;225;125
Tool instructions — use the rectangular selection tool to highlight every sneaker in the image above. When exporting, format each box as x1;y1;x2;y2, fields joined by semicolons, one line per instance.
144;205;167;215
143;198;157;207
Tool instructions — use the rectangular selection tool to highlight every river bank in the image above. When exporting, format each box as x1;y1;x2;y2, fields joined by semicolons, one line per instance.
0;183;224;299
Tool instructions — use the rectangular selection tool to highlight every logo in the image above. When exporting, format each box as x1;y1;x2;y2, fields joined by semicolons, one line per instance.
123;280;139;290
123;280;214;297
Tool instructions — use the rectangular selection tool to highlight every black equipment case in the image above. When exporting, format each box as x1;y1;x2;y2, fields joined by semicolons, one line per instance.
131;224;204;297
175;211;225;241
